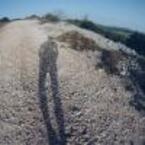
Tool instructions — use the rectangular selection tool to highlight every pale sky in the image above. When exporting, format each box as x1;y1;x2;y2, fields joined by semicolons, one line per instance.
0;0;145;32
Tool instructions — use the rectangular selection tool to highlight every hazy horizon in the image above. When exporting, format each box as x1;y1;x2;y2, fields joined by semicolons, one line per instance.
0;0;145;32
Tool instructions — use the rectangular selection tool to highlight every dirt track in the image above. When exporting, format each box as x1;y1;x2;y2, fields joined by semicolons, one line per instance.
0;20;145;145
0;20;49;145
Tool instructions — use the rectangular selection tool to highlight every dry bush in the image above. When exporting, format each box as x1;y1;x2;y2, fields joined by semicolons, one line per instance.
57;31;100;51
99;49;127;74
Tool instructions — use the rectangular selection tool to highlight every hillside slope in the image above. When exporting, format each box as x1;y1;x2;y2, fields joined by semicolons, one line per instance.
0;20;145;145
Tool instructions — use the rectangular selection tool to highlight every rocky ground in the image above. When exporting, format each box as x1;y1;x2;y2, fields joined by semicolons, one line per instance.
0;20;145;145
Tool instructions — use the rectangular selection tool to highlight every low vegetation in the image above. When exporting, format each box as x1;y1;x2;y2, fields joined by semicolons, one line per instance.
126;32;145;56
25;15;40;20
57;31;100;51
40;13;61;23
67;18;131;42
98;49;126;74
67;18;145;56
0;17;10;28
0;17;10;23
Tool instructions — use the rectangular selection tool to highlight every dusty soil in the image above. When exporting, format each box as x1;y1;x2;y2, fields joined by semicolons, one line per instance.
0;20;145;145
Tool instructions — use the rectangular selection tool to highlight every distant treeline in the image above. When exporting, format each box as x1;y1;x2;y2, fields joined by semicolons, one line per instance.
67;18;145;56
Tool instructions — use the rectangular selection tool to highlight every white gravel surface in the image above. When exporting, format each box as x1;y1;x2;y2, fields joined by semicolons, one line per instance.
0;20;145;145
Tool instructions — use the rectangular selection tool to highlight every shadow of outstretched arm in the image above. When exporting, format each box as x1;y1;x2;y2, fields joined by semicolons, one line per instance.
38;38;66;145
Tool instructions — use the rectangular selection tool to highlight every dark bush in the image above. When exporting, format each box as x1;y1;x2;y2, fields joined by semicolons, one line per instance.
26;15;40;20
126;32;145;56
0;17;10;23
41;13;60;23
80;20;103;33
67;19;105;34
100;50;125;74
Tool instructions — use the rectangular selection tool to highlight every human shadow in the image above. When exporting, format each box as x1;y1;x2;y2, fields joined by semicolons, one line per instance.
38;38;66;145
